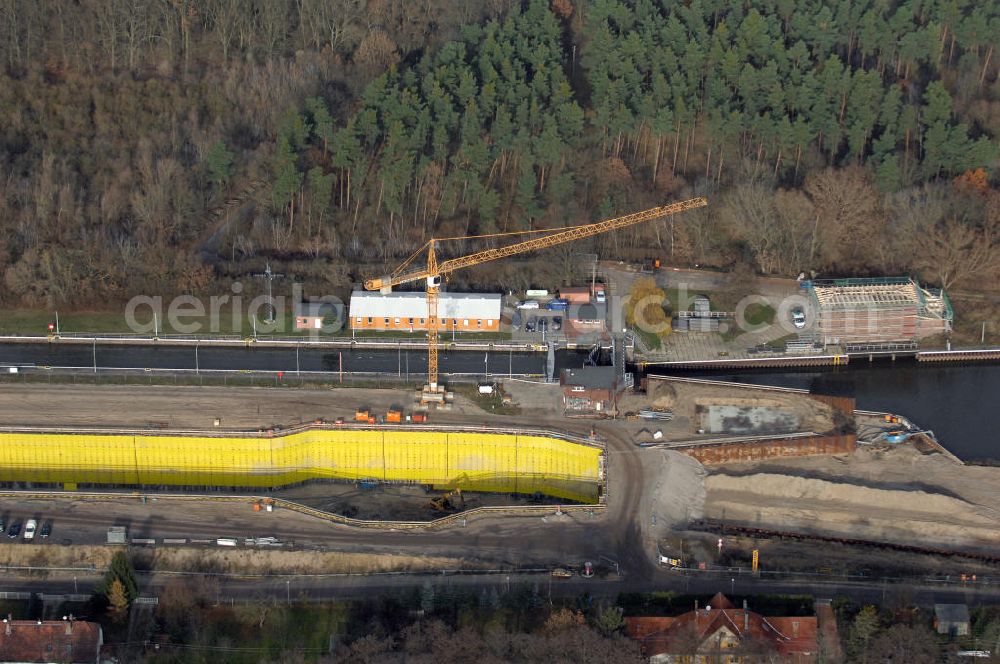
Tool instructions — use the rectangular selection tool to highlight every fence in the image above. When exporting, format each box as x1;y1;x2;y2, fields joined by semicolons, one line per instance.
0;427;603;503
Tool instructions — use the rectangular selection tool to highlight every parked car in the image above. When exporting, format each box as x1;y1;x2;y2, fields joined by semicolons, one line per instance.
791;307;807;329
594;290;606;303
39;521;52;538
517;300;540;310
525;318;536;333
538;318;548;333
7;520;21;538
552;316;562;331
23;519;36;540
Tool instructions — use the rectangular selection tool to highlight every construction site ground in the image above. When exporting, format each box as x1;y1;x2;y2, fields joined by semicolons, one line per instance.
618;377;839;442
701;443;1000;553
0;381;996;576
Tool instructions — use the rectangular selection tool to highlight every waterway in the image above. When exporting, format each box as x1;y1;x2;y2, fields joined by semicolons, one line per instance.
650;360;999;462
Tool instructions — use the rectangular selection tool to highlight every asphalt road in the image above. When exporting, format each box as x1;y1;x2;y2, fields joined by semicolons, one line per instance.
5;568;998;611
0;343;590;377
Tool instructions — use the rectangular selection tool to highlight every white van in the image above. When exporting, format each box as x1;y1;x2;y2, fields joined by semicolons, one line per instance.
517;300;540;310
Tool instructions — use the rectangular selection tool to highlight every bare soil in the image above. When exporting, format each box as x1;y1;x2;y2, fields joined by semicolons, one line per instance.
619;378;837;439
703;443;1000;551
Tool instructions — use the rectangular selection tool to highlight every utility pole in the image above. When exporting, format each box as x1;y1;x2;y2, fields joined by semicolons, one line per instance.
251;262;285;324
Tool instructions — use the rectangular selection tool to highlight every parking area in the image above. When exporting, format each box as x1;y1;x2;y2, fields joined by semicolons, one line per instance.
0;514;55;543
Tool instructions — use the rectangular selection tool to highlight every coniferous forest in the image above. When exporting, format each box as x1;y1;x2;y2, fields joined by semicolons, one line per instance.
1;0;998;307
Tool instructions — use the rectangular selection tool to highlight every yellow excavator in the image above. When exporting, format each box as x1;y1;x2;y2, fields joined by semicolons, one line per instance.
427;488;464;512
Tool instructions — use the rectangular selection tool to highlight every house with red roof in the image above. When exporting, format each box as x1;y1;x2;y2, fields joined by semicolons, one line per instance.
0;617;103;664
625;593;831;663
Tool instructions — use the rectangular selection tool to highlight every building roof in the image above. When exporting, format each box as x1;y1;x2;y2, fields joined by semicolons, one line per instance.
0;620;102;664
934;604;970;623
570;302;607;323
626;593;818;659
295;300;342;318
349;291;502;320
561;366;617;390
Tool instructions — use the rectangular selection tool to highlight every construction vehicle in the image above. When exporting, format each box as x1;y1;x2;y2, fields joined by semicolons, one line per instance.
364;197;707;404
427;488;464;511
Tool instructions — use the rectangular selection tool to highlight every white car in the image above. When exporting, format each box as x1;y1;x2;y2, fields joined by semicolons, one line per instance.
23;519;37;540
517;300;540;310
791;308;807;329
595;291;606;303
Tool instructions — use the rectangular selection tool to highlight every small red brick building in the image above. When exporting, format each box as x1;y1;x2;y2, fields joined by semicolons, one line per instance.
560;366;621;415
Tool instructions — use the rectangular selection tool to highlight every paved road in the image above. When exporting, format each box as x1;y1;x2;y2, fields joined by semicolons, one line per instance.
0;343;590;377
6;568;998;611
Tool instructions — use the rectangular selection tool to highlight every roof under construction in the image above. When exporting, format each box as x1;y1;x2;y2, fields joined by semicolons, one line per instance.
807;276;952;345
811;277;921;310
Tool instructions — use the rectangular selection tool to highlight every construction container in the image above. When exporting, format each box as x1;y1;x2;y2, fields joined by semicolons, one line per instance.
386;410;402;423
354;410;370;422
411;413;428;423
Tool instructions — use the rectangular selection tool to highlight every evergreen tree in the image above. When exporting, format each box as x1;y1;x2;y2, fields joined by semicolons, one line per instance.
204;140;234;188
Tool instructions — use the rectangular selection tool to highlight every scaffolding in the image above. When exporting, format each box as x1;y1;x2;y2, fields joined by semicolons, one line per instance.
808;277;952;345
0;429;602;503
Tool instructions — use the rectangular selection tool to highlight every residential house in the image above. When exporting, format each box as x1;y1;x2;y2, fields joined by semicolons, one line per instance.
0;618;103;664
626;593;825;663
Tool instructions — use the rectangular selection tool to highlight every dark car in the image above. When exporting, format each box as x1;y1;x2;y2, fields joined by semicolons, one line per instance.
525;318;536;333
538;318;548;332
552;316;562;331
7;520;21;538
40;521;52;538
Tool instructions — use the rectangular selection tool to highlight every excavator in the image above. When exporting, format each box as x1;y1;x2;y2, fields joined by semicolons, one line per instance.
364;197;708;404
427;488;464;512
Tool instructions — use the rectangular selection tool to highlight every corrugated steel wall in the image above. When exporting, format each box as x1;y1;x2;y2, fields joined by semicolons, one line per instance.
0;430;601;503
680;434;857;465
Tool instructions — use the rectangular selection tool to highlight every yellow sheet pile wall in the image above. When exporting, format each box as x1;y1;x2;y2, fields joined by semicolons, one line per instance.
0;430;601;503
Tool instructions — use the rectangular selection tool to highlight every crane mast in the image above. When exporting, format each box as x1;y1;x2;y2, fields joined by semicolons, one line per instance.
363;196;707;401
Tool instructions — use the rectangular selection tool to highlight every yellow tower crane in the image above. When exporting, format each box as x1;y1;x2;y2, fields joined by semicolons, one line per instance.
364;196;708;402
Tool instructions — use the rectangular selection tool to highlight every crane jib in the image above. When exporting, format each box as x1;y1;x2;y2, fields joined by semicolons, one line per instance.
363;197;707;291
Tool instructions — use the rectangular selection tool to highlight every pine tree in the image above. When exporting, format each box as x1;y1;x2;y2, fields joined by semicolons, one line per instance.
204;140;234;189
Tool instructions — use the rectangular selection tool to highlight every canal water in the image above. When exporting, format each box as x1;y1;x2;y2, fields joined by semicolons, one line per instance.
647;360;1000;463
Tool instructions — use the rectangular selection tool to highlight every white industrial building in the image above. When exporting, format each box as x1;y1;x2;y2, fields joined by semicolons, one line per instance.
349;291;502;332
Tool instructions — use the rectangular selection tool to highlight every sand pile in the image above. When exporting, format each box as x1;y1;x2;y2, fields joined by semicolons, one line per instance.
705;472;1000;549
645;449;706;539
